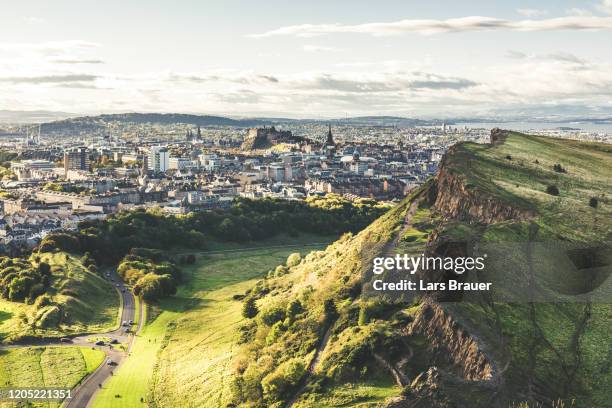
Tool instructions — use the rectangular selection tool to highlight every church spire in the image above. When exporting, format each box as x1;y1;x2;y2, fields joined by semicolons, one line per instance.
325;124;335;147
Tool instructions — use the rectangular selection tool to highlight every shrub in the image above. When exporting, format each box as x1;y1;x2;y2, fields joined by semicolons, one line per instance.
589;197;599;208
286;253;301;268
286;299;304;319
553;163;567;173
273;265;289;277
358;300;390;325
324;299;338;323
242;297;259;319
261;359;305;403
260;305;286;327
546;185;560;196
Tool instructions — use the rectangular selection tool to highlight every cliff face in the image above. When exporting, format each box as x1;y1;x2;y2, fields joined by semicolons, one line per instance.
383;302;499;408
432;145;535;224
240;126;304;150
408;302;496;383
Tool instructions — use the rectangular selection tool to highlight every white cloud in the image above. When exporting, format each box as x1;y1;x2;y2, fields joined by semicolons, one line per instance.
566;8;592;16
22;17;45;24
0;41;99;55
597;0;612;14
2;56;612;118
517;9;548;17
505;50;586;64
248;16;612;38
303;44;339;52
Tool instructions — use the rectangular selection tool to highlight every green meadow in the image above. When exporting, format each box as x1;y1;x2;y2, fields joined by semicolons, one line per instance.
91;237;330;408
0;346;104;408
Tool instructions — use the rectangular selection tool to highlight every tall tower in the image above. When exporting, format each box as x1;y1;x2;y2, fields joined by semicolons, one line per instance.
325;124;335;147
197;125;202;140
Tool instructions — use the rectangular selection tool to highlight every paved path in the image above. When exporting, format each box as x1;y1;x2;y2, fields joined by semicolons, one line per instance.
64;269;142;408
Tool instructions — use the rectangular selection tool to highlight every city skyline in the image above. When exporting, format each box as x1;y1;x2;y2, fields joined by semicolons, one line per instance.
2;0;612;119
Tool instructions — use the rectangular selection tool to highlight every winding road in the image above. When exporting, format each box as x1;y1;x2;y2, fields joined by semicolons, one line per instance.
0;269;143;408
64;269;143;408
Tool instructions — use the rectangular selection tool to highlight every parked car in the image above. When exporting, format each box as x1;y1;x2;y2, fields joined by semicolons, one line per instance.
95;340;105;346
60;337;72;343
110;338;119;344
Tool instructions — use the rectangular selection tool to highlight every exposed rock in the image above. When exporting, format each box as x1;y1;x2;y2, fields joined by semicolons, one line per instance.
490;128;507;145
240;126;305;150
408;302;496;383
432;147;535;224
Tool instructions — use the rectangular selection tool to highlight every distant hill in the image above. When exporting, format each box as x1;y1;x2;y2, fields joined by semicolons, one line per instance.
32;113;454;137
39;112;272;134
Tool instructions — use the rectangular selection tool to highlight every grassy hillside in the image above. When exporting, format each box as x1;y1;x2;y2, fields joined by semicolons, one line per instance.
222;132;610;407
0;252;119;343
91;238;330;408
432;132;611;406
0;346;105;408
226;197;416;407
441;131;611;241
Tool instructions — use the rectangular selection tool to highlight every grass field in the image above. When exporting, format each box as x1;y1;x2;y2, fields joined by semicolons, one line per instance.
0;252;119;343
295;377;400;408
0;346;104;408
92;236;330;408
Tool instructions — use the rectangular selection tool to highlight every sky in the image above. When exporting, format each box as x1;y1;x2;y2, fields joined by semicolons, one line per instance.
1;0;612;119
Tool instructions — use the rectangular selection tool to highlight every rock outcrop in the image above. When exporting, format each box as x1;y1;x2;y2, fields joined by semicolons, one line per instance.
432;141;535;224
408;302;496;383
240;126;304;150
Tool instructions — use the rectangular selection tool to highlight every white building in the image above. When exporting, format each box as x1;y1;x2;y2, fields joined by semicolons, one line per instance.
169;157;198;170
199;153;221;171
10;160;55;181
148;146;169;173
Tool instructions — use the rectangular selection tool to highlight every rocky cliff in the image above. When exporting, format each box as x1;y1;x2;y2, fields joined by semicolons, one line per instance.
432;139;535;224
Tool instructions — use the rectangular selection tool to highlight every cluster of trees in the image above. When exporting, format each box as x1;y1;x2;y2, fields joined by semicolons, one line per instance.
183;195;388;242
0;151;17;181
38;196;388;265
133;273;177;302
117;249;180;302
0;257;51;303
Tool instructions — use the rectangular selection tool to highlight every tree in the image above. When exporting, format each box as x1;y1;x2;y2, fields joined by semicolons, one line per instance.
323;299;338;322
546;185;560;196
133;273;176;302
242;297;259;319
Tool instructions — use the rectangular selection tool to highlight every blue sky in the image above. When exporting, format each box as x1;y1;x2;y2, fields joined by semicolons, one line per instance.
1;0;612;118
